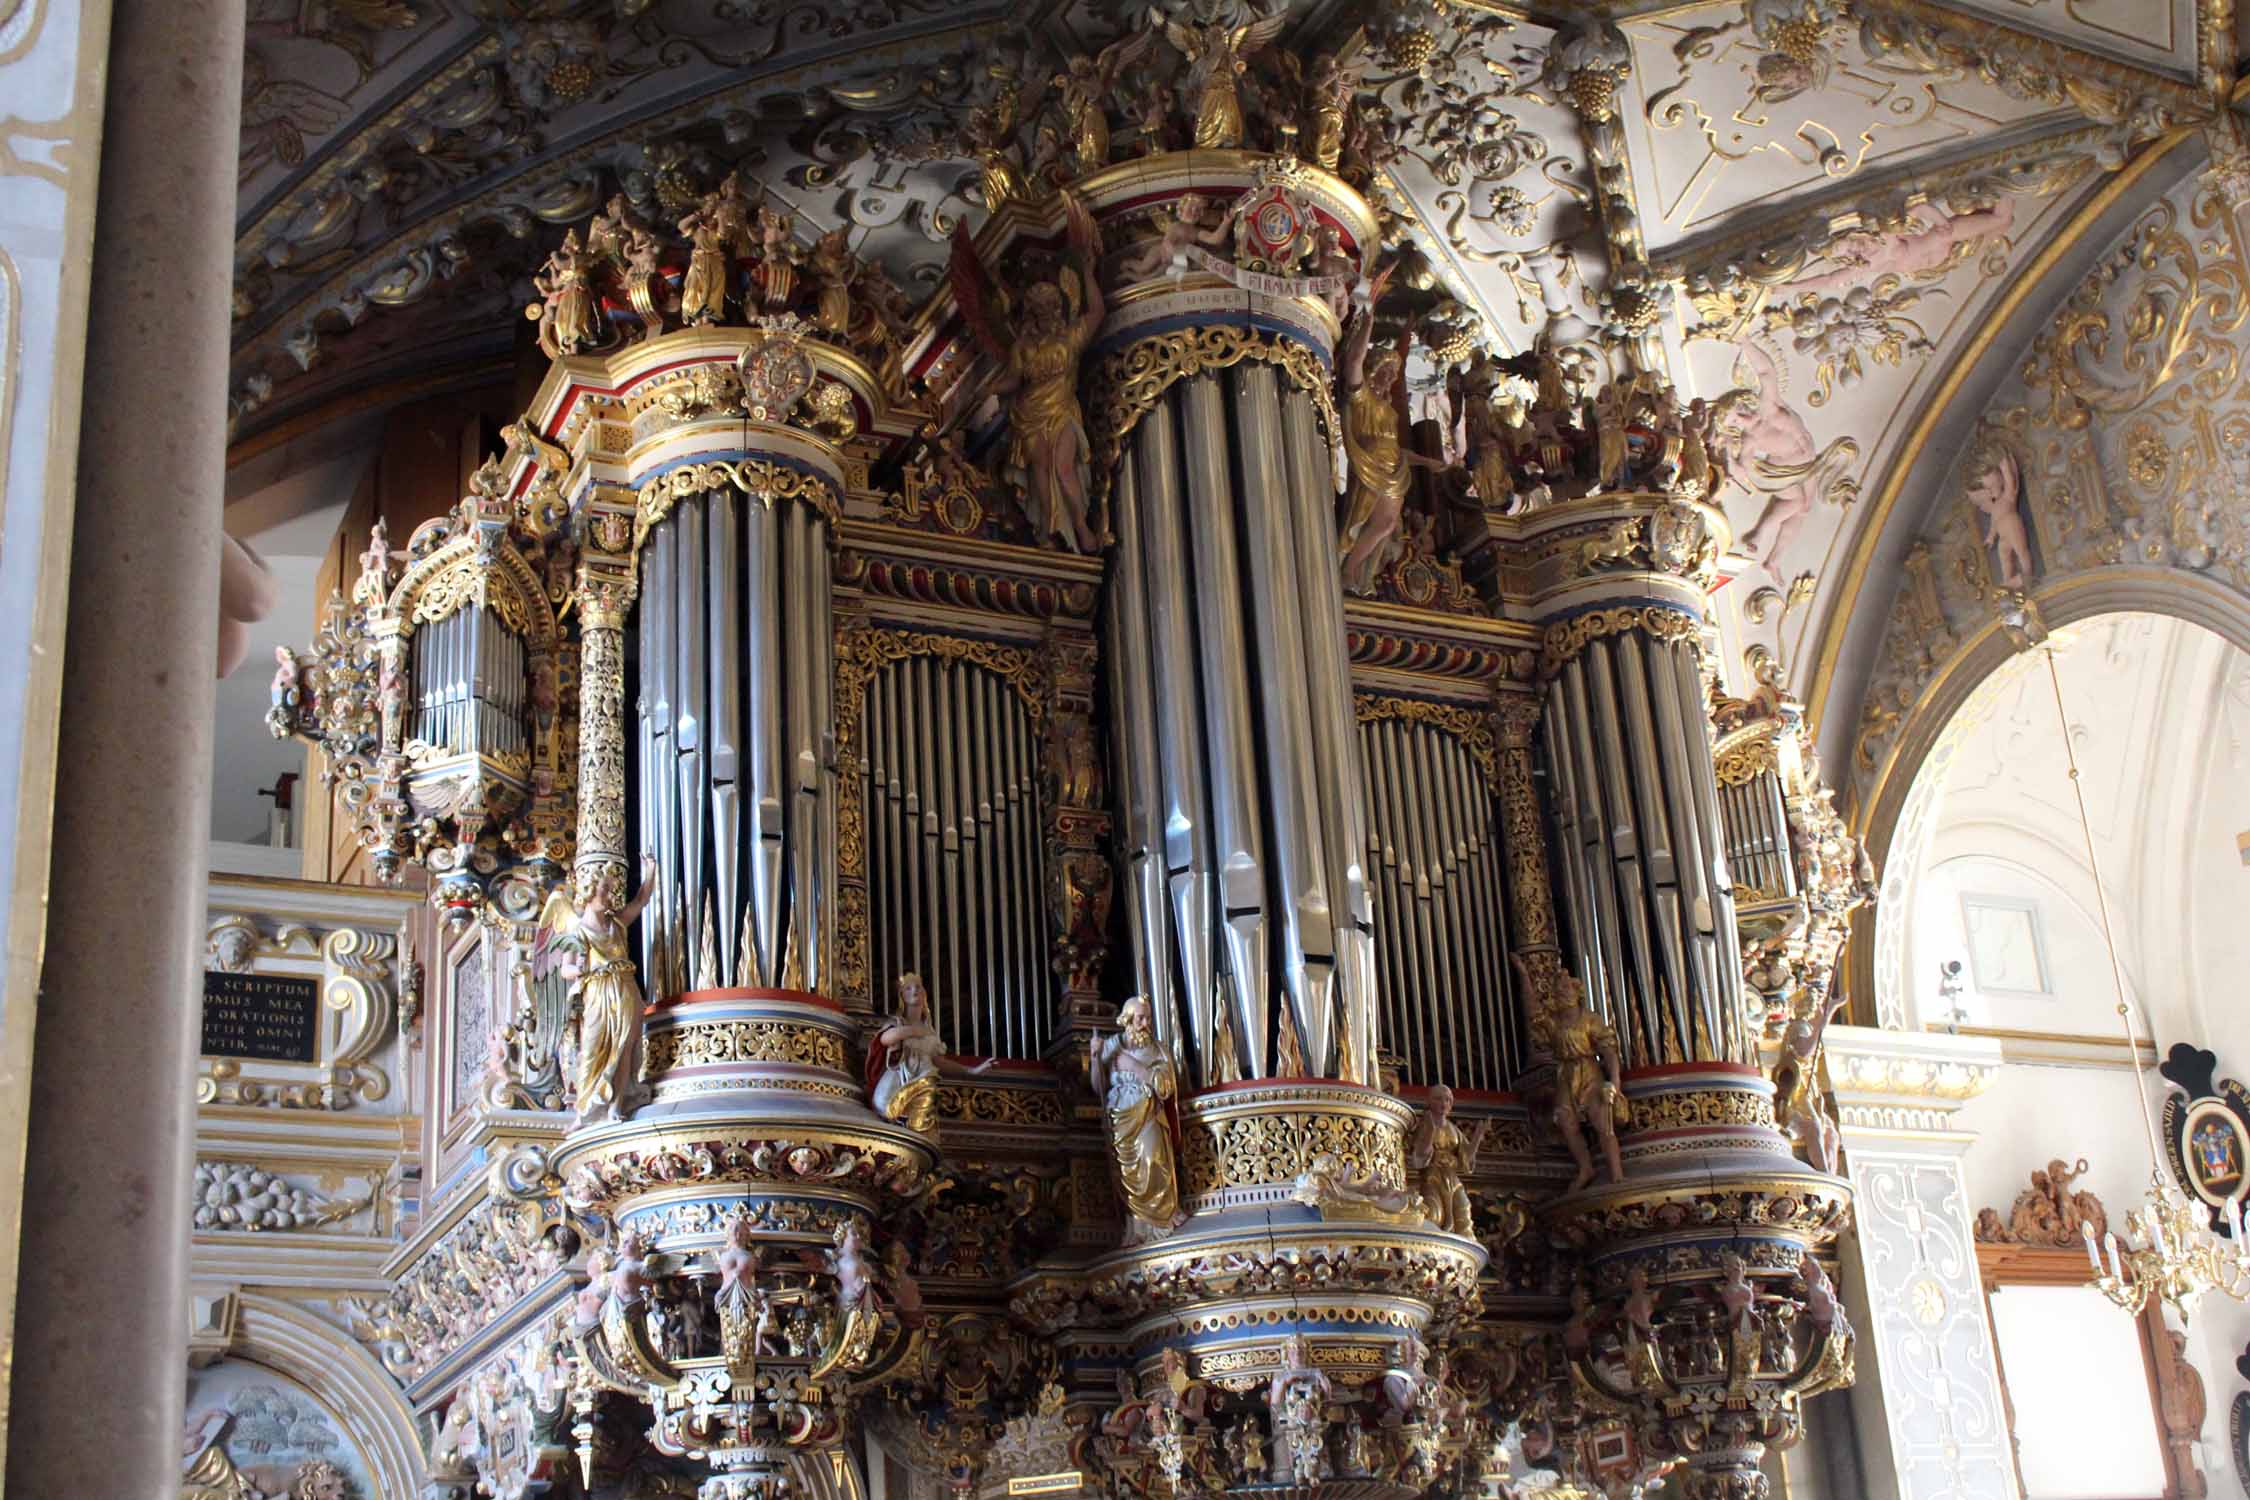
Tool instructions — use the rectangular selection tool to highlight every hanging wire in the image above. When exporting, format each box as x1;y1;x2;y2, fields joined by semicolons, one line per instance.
2042;646;2168;1173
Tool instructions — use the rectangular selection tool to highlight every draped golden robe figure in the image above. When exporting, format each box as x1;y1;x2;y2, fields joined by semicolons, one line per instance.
1091;997;1186;1239
542;855;660;1123
1407;1085;1491;1236
1513;953;1626;1191
1057;31;1151;175
950;192;1108;552
1165;9;1286;150
679;214;732;326
1338;278;1441;591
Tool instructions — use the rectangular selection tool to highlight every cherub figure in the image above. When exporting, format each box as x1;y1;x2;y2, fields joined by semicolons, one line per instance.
1310;221;1361;319
537;855;659;1121
570;1250;611;1330
1967;447;2032;588
609;1231;656;1308
1117;193;1229;282
948;192;1108;552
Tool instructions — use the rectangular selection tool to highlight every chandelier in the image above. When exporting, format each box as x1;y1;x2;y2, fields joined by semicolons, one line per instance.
2043;646;2250;1323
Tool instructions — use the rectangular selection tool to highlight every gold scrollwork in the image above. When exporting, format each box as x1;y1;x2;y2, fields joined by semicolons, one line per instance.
635;457;843;546
1539;605;1703;679
1180;1110;1406;1196
1623;1088;1778;1133
1084;324;1340;497
934;1084;1069;1128
1354;694;1501;791
642;1018;849;1074
1713;729;1784;788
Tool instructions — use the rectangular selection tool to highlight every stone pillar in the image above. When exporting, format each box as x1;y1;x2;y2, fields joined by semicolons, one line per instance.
1823;1025;2015;1500
6;0;245;1493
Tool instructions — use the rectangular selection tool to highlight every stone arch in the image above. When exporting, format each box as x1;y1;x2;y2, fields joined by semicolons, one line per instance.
1815;143;2250;1023
1851;570;2250;1026
195;1291;427;1499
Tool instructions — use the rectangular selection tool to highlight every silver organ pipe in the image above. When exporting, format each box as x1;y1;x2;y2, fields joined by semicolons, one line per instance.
1540;628;1752;1069
1355;711;1525;1092
630;487;834;1002
1715;743;1793;905
409;605;529;761
858;655;1048;1060
1108;361;1374;1088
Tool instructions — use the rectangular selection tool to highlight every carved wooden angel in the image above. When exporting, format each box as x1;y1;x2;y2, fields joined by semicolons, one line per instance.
1164;3;1289;149
538;855;659;1121
948;192;1107;553
1056;26;1156;175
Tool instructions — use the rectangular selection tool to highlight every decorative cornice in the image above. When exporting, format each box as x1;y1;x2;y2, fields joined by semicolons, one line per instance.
1824;1024;2004;1139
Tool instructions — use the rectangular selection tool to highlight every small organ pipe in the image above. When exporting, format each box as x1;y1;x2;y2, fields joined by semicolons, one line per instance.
744;497;784;987
676;493;708;980
1233;363;1336;1074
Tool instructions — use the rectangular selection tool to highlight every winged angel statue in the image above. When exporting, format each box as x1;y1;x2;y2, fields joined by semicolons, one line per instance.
536;854;659;1122
1164;1;1290;150
948;191;1108;552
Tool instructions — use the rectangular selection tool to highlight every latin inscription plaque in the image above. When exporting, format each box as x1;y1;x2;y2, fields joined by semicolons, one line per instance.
201;971;321;1062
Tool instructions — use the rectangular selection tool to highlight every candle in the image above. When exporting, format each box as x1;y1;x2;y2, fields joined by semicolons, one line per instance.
2105;1232;2123;1281
2084;1220;2101;1272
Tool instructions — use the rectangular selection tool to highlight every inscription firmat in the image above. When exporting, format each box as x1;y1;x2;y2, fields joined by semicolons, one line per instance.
201;971;321;1062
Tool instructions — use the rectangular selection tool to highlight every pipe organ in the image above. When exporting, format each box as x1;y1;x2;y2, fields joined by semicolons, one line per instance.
1356;707;1526;1092
631;480;837;998
269;79;1872;1500
1539;616;1749;1068
861;654;1049;1060
409;604;531;763
1108;349;1374;1089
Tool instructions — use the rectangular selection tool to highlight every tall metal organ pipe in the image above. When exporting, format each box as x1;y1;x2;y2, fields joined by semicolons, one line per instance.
633;484;835;997
1103;297;1373;1088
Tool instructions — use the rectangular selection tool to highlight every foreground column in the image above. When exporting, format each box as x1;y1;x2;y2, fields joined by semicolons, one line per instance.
8;0;245;1492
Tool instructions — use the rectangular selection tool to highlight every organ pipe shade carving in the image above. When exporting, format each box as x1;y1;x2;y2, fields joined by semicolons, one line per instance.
861;655;1049;1061
633;486;836;996
1356;712;1525;1091
409;605;529;761
1540;629;1750;1069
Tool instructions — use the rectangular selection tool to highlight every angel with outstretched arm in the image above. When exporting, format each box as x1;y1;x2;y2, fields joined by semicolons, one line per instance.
1338;264;1444;590
541;854;659;1121
950;193;1108;552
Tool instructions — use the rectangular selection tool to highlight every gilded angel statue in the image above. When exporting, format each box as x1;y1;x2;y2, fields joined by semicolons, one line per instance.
948;191;1107;553
1338;264;1443;591
1164;2;1290;149
1056;27;1156;175
538;855;659;1122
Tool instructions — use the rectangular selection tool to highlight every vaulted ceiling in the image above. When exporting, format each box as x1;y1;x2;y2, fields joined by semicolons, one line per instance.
227;0;2249;766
